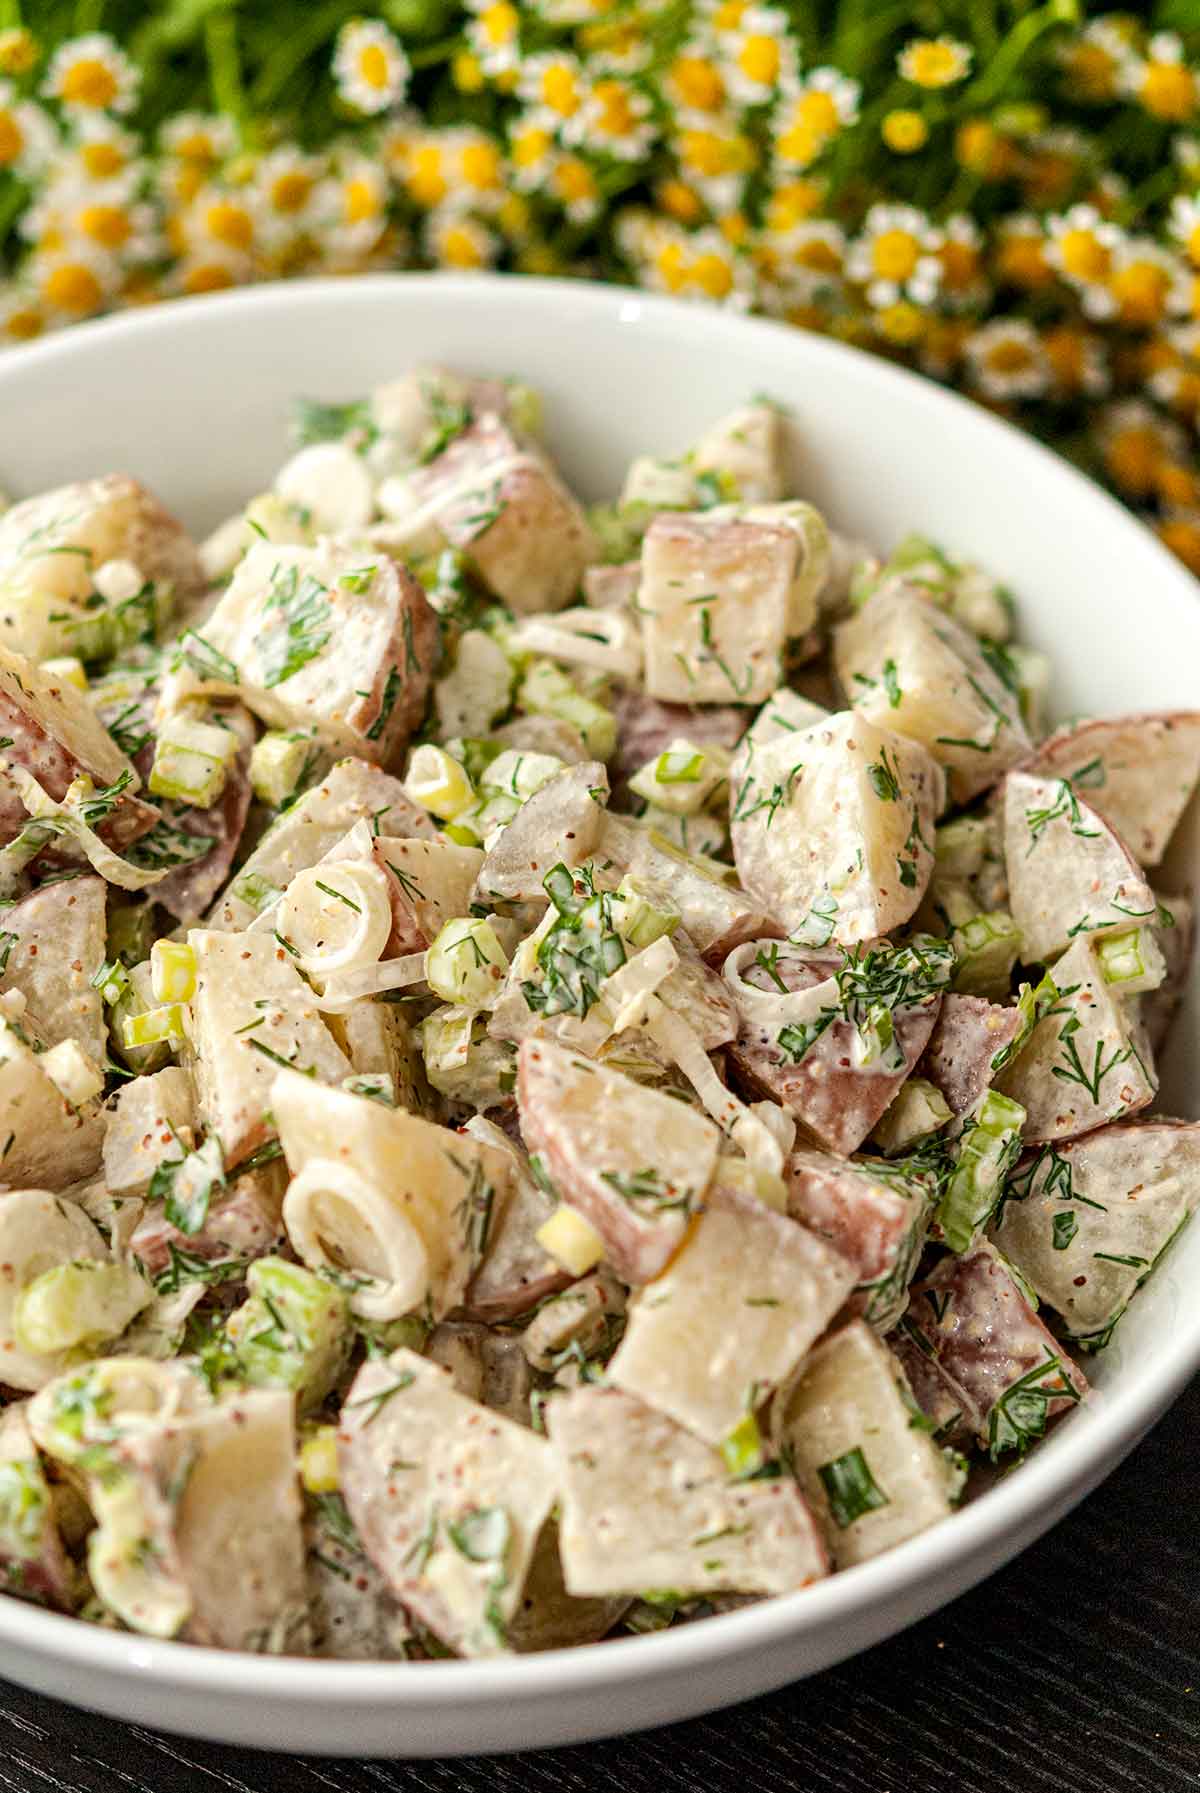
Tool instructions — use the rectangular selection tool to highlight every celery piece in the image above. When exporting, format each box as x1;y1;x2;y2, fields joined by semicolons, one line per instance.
250;730;316;808
934;816;990;881
106;900;156;969
873;1078;953;1156
937;1090;1026;1253
951;911;1022;1001
109;962;173;1074
719;1411;764;1478
585;502;645;565
479;748;564;801
0;1455;50;1570
91;956;131;1007
230;870;282;916
518;659;617;761
425;916;509;1006
1096;926;1166;996
149;714;237;807
150;940;197;1004
225;1257;350;1414
13;1261;151;1356
122;1003;186;1049
614;876;680;951
404;743;476;821
628;738;730;818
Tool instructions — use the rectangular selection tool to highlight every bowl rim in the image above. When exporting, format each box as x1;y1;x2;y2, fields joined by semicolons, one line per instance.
0;269;1197;1709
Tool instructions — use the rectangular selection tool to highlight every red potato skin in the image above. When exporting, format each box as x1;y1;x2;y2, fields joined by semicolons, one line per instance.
0;688;158;851
152;707;256;924
901;1243;1088;1446
784;1147;924;1320
1017;712;1200;867
516;1038;696;1284
130;1167;285;1277
918;994;1023;1118
727;952;942;1157
609;685;748;788
344;564;439;767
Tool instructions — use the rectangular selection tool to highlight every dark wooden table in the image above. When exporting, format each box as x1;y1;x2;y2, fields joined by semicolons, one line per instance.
0;1376;1195;1793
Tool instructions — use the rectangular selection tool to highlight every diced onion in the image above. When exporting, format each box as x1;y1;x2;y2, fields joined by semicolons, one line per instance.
283;1158;429;1321
510;609;643;681
1;762;168;891
276;859;394;978
314;950;429;1013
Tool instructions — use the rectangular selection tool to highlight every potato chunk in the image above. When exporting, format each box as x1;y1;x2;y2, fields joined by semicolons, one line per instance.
899;1240;1087;1452
992;1121;1200;1348
103;1067;196;1197
192;541;437;759
775;1322;955;1566
474;762;608;902
638;509;811;705
0;1187;109;1390
995;935;1156;1140
1019;712;1200;867
517;1038;720;1283
0;475;203;663
185;929;350;1164
597;812;772;960
0;1012;105;1191
206;756;435;931
1003;770;1156;963
785;1148;935;1333
730;711;943;942
549;1385;827;1599
380;414;594;614
835;584;1029;804
609;1184;855;1443
917;993;1023;1119
0;875;106;1062
338;1349;556;1657
461;1115;570;1323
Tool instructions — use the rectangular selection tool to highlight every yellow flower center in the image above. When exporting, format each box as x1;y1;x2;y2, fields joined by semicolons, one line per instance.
872;228;920;282
955;119;1015;179
1110;260;1171;324
1156;461;1200;508
0;111;21;166
593;80;634;135
77;202;131;248
541;65;581;117
654;241;688;292
1185;222;1200;269
554;157;596;203
496;193;530;236
795;236;840;273
481;3;518;45
512;126;551;169
986;337;1035;375
452;50;485;92
205;200;253;250
656;178;703;224
904;41;963;88
795;90;838;136
81;141;125;178
712;1;748;29
692;252;734;298
173;162;206;204
1042;326;1084;389
175;130;216;163
344;177;381;224
882;109;927;153
59;57;119;108
461;140;502;188
1104;426;1162;496
670;54;724;111
271;171;313;213
940;240;979;290
1139;62;1196;122
877;300;924;344
1057;227;1110;283
408;146;447;205
679;127;750;177
0;29;38;76
42;261;102;313
776;122;824;168
441;225;485;268
998;234;1051;289
765;179;822;230
357;43;390;89
3;302;42;339
719;211;749;245
182;261;236;295
737;34;780;87
1159;518;1200;577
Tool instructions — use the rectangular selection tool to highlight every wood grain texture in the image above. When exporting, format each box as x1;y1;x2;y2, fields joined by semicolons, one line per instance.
0;1377;1196;1793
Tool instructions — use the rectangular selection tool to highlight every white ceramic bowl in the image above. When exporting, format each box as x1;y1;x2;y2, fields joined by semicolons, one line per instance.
0;274;1197;1758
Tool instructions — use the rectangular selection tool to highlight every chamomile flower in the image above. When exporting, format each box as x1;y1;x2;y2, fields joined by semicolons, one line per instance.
663;42;727;114
447;129;506;210
28;241;120;318
0;282;47;342
464;0;521;77
937;214;989;310
1107;238;1188;328
964;319;1049;400
507;114;557;194
1142;324;1200;411
898;36;971;90
169;247;250;297
60;179;161;263
518;52;587;128
333;19;410;116
720;9;793;107
1046;204;1122;314
994;214;1054;292
43;34;137;115
672;115;757;212
772;68;859;169
582;17;653;77
566;77;655;161
255;147;324;235
183;184;260;258
318;154;391;257
1122;34;1197;124
547;153;603;224
424;207;498;271
763;175;825;233
160;113;237;168
1098;400;1185;498
56;114;141;188
1055;18;1130;105
0;82;55;181
847;203;943;309
0;29;39;78
881;109;928;155
1042;324;1109;399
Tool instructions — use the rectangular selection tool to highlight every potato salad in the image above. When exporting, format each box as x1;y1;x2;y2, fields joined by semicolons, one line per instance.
0;368;1196;1661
